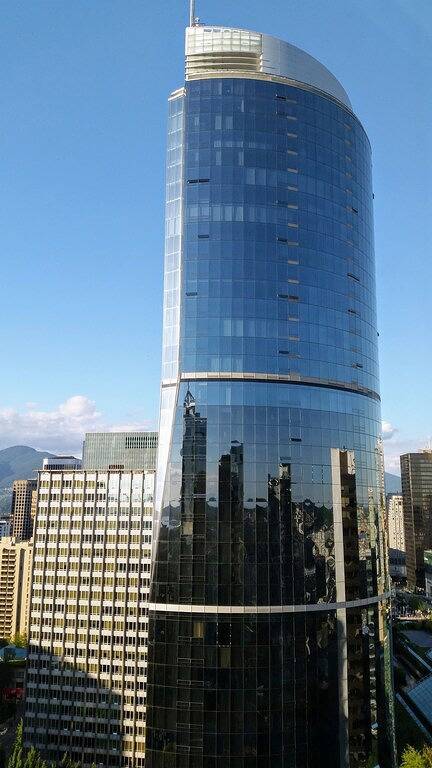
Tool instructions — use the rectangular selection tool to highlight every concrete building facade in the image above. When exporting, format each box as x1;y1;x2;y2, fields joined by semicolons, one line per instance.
24;467;154;767
0;536;33;640
387;494;405;553
386;493;406;581
10;479;37;541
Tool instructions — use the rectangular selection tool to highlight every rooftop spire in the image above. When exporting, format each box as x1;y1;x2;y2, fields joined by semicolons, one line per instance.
189;0;196;26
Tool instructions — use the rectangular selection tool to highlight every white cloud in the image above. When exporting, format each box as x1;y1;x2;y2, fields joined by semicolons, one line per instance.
383;435;432;474
0;396;153;456
382;420;398;441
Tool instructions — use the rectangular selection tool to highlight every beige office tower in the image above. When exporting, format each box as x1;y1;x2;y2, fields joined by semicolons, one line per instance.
24;468;154;767
10;479;37;541
0;536;33;640
387;493;405;552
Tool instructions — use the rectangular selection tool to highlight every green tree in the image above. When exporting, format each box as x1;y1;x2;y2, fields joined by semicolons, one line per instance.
23;748;41;768
6;723;93;768
421;746;432;767
401;745;432;768
59;755;80;768
10;635;27;650
6;720;23;768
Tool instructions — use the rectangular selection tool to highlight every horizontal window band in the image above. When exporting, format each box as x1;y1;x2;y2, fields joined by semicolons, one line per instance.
161;372;380;402
184;73;368;140
148;593;390;615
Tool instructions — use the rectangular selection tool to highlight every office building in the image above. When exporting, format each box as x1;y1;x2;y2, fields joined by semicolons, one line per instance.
10;479;37;541
387;493;406;581
387;495;405;553
24;467;154;767
82;432;158;471
401;450;432;589
43;456;82;470
146;15;395;768
0;536;33;640
425;551;432;598
0;520;11;539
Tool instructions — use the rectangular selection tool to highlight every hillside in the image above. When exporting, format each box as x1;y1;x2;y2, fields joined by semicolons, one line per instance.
0;445;56;488
385;472;402;494
0;446;57;516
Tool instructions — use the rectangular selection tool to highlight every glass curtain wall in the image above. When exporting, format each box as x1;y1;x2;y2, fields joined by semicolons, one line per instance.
147;76;395;768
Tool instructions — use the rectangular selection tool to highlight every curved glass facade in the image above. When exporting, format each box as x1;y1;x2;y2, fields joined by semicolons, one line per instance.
147;44;395;768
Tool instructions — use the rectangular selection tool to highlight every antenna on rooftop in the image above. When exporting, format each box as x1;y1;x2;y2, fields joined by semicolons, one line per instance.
189;0;198;26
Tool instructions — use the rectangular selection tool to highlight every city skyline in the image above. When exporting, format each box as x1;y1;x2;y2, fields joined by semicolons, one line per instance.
2;0;431;473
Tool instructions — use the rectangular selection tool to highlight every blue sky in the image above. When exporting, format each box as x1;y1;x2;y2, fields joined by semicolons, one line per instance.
1;0;431;471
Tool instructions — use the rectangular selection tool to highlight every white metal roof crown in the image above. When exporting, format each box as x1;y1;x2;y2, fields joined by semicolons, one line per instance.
185;25;352;110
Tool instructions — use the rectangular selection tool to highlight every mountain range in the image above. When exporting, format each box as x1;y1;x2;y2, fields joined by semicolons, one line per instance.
384;472;402;494
0;445;57;515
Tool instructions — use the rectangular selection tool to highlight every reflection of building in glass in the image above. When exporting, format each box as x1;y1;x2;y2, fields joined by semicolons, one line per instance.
83;431;158;470
387;493;406;582
147;17;395;768
178;389;207;603
401;450;432;589
24;468;154;767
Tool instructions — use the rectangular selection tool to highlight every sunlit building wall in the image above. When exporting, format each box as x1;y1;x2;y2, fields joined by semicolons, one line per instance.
24;468;154;767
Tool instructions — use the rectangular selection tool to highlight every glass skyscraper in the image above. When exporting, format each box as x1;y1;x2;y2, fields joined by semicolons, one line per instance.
147;19;395;768
401;450;432;589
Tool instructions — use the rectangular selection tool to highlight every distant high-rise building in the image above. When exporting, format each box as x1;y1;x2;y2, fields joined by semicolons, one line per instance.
387;493;405;552
82;432;157;470
147;15;395;768
387;493;406;581
0;520;11;539
24;467;154;767
0;536;33;640
401;450;432;588
425;551;432;598
10;479;37;541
